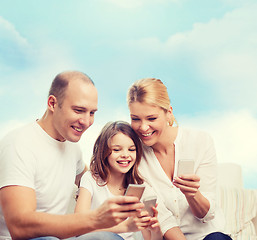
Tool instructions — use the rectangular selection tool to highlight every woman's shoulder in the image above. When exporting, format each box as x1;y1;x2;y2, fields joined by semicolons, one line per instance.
178;127;213;142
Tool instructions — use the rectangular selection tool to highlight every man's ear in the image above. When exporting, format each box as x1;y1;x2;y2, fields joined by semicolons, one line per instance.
47;95;57;112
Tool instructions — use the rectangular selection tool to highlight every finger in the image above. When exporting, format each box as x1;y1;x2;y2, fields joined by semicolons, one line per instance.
173;182;198;192
177;174;200;182
110;195;141;204
173;178;200;189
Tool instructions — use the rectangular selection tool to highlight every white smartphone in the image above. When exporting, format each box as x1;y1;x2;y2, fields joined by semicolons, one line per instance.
177;159;194;176
124;184;145;200
143;196;157;217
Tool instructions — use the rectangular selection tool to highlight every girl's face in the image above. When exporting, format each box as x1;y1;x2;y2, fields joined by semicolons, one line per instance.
129;101;171;147
108;132;137;175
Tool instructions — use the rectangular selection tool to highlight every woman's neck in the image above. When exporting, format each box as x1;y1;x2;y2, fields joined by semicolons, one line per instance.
152;126;178;154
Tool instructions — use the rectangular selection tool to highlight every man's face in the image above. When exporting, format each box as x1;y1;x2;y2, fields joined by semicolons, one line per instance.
51;79;98;142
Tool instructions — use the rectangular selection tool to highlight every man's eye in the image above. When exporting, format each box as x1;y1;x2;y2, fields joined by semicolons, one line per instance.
90;111;95;116
74;109;83;113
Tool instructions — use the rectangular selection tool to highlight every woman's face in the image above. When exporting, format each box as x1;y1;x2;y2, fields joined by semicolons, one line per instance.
129;101;170;147
108;132;137;175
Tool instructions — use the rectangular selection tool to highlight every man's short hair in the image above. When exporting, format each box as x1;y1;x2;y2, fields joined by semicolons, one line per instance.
48;71;94;107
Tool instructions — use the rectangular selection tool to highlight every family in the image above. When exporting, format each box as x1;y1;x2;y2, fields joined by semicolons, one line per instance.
0;71;232;240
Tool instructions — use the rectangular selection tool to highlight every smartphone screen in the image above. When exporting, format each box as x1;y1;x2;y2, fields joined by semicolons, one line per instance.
124;184;145;200
177;159;194;176
143;196;157;217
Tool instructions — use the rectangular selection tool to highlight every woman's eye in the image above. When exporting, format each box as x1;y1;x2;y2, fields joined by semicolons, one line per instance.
148;117;157;121
131;118;139;121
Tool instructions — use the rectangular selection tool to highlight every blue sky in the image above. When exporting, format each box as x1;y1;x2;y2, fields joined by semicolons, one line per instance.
0;0;256;188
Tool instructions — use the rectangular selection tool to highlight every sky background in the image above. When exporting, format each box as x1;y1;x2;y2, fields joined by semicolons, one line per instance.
0;0;256;188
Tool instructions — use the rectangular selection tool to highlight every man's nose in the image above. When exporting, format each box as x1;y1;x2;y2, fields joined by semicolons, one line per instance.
79;114;91;127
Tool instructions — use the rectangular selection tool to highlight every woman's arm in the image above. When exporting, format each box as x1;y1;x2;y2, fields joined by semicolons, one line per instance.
164;227;186;240
173;133;217;219
173;175;210;218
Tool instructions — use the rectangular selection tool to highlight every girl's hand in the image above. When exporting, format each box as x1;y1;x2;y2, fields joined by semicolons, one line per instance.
147;205;161;233
142;206;163;240
173;174;200;199
127;210;151;232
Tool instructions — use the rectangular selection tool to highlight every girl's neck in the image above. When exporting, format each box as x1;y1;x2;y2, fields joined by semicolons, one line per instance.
107;172;126;196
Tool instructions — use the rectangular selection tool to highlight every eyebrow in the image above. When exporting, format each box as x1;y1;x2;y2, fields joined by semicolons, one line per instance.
72;106;98;112
130;114;157;117
111;144;135;147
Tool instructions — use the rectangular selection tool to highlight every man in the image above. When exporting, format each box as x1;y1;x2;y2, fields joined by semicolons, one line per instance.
0;71;143;240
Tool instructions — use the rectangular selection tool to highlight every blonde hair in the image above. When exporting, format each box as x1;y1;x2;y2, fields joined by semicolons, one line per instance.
127;78;177;126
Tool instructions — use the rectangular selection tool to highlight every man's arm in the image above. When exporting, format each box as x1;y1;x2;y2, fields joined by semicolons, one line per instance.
0;185;144;240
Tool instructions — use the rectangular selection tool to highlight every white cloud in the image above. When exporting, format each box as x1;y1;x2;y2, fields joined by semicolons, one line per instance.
126;3;257;111
0;16;28;46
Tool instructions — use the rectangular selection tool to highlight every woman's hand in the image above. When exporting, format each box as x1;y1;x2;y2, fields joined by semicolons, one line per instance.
173;174;200;199
173;174;210;218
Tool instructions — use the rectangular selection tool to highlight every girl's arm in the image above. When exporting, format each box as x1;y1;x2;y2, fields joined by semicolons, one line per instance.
75;187;92;213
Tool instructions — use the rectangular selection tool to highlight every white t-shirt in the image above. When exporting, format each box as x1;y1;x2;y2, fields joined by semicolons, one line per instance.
139;127;226;240
80;171;176;240
0;122;85;240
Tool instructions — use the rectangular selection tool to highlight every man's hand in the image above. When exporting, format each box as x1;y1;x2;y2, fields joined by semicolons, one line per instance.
92;196;144;229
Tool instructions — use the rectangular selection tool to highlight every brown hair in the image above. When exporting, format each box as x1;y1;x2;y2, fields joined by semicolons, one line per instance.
48;71;94;107
90;121;144;188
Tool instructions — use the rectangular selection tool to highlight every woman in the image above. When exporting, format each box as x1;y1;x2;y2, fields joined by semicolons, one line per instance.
127;78;231;240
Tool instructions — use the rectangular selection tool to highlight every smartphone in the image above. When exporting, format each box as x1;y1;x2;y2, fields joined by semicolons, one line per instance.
177;159;194;176
143;196;157;217
124;184;145;200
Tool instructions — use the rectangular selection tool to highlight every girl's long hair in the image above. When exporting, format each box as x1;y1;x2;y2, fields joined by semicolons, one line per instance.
90;121;144;188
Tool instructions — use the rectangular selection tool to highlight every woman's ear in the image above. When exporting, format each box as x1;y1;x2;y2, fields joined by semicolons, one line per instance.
47;95;57;112
167;106;173;118
167;106;175;126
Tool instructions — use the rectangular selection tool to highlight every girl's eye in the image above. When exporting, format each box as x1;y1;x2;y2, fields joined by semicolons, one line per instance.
112;149;120;152
131;118;140;121
129;148;136;152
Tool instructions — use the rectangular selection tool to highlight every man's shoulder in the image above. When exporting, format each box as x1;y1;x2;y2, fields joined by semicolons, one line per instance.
0;122;35;145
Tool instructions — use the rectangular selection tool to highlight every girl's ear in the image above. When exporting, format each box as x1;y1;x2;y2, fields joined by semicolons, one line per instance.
47;95;57;112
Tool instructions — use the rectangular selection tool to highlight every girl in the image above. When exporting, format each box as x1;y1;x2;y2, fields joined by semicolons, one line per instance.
75;121;164;240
